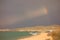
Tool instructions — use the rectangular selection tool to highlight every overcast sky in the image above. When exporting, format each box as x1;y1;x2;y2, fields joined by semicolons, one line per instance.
0;0;60;28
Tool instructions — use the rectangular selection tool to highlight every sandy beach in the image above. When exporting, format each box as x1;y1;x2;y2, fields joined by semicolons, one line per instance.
17;32;53;40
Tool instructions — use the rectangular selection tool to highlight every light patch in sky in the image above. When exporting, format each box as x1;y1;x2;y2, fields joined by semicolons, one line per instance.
0;7;48;26
25;7;48;19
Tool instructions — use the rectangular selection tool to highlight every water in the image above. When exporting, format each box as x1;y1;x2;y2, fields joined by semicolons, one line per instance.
0;31;32;40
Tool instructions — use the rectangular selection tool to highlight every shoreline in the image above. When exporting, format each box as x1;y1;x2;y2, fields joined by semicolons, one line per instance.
17;32;53;40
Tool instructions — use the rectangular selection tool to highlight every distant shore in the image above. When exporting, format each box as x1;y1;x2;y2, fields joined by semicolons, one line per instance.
0;25;60;32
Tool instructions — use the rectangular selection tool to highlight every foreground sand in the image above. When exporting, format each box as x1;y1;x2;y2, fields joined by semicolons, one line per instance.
17;32;53;40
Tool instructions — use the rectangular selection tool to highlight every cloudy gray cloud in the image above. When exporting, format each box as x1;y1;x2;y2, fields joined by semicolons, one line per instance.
0;6;48;26
0;0;60;28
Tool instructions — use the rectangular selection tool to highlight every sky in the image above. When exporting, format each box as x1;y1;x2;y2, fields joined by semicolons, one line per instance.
0;0;60;28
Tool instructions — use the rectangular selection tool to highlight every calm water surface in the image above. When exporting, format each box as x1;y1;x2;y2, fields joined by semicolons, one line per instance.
0;31;32;40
